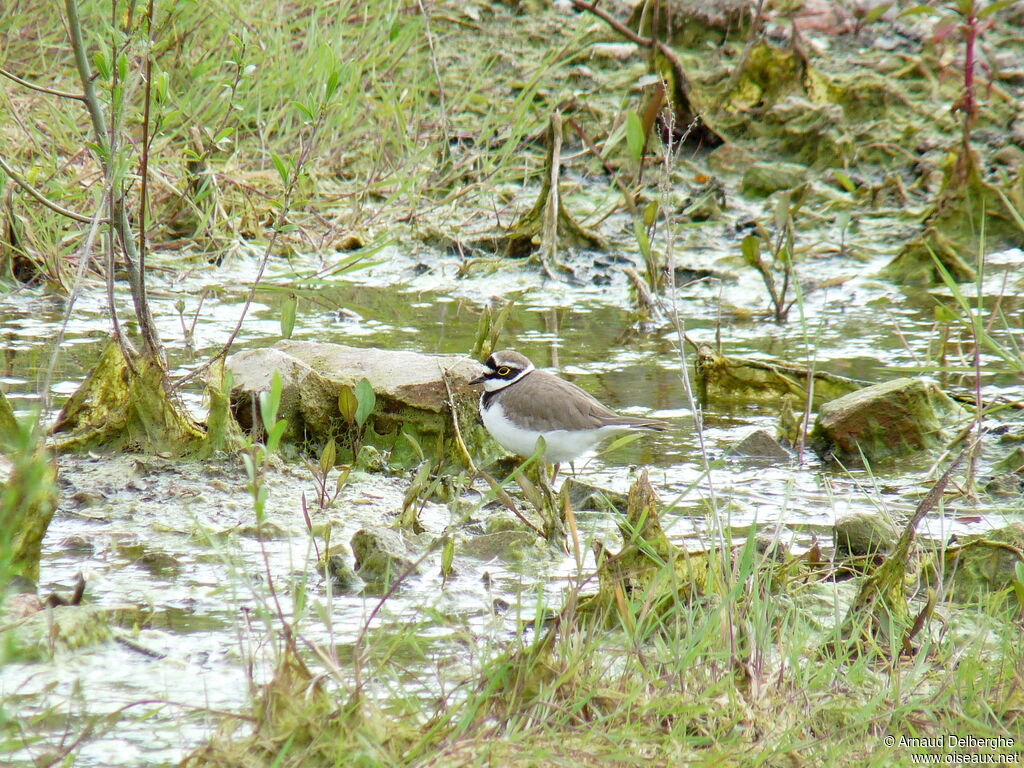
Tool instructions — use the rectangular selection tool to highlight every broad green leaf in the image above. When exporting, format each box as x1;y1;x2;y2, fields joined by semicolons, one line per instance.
978;0;1018;19
267;420;288;453
642;200;659;228
93;50;111;79
599;432;643;455
335;466;351;494
255;486;267;523
440;536;454;582
280;293;297;339
774;192;791;230
625;110;645;163
836;210;852;232
271;152;289;185
864;2;892;23
833;170;856;193
259;371;283;431
319;438;337;475
154;70;169;102
633;220;652;260
338;386;357;425
741;235;762;267
241;452;256;483
354;378;376;430
325;69;340;100
897;5;937;17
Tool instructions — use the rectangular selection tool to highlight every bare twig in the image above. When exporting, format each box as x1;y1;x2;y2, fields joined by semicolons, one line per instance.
0;156;103;224
570;0;650;45
0;66;85;100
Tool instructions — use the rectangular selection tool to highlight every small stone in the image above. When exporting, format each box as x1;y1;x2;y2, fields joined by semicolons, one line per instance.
834;512;899;557
810;378;969;465
351;527;418;589
732;429;791;462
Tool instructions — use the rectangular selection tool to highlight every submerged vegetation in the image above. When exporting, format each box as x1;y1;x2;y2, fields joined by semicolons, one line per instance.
2;0;1023;765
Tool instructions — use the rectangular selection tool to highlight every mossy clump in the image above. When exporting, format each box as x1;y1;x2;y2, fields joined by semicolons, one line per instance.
50;337;205;455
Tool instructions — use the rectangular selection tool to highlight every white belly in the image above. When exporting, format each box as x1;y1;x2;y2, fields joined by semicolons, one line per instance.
481;401;628;464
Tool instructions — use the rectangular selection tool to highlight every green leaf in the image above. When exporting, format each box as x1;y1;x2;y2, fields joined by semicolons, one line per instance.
117;52;129;82
241;452;256;483
598;432;643;455
625;110;645;163
259;371;283;432
154;71;169;102
271;152;289;186
93;50;111;80
266;420;288;453
338;386;357;425
633;220;652;260
740;235;762;267
292;100;314;122
354;378;376;430
774;192;792;230
833;170;856;193
978;0;1019;19
863;2;892;24
836;209;852;232
642;200;659;228
255;486;267;523
280;293;297;339
897;4;937;16
319;438;337;475
325;69;340;101
440;536;454;582
335;466;351;494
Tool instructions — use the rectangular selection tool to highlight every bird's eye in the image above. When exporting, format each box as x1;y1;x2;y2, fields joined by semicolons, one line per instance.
496;366;512;376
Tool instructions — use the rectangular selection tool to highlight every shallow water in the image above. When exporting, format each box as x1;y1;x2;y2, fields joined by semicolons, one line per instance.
2;227;1022;765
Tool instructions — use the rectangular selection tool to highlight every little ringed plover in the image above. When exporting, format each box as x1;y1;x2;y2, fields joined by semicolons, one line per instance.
470;350;668;465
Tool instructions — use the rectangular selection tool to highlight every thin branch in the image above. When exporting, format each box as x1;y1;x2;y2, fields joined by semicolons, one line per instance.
65;0;164;363
64;0;109;153
0;67;86;101
137;0;157;324
570;0;651;46
0;155;104;224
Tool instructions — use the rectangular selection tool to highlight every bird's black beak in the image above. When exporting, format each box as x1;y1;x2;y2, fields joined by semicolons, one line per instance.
469;372;487;386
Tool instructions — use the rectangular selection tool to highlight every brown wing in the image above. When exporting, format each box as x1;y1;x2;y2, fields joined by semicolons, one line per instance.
500;371;667;432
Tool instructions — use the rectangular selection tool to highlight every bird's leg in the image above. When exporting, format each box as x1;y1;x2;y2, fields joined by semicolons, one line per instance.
550;462;561;485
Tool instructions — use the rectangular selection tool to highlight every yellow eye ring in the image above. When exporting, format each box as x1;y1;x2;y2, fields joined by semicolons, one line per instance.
496;366;512;376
